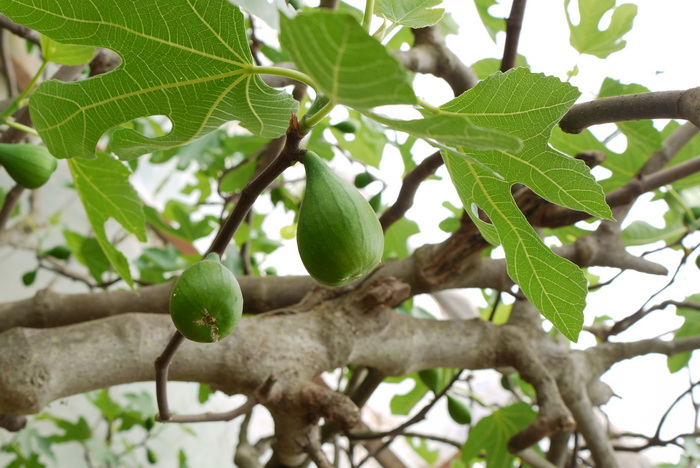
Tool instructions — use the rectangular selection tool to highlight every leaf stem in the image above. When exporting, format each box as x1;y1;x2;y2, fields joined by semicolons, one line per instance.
249;65;316;89
1;119;39;136
1;61;47;120
300;99;335;132
417;97;440;114
363;0;375;31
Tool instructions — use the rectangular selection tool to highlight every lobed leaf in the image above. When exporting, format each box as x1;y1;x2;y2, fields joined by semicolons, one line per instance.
441;68;613;341
565;0;637;58
1;0;297;160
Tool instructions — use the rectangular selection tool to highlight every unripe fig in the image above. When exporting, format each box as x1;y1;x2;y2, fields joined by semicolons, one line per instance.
169;253;243;343
297;151;384;286
0;143;57;189
447;395;472;425
332;120;359;134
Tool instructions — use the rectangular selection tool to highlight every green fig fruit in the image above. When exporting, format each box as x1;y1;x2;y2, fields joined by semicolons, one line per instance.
297;151;384;286
447;395;472;425
0;143;57;189
169;253;243;343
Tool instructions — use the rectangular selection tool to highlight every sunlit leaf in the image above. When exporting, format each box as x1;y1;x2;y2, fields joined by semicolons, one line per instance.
2;0;297;160
441;69;613;341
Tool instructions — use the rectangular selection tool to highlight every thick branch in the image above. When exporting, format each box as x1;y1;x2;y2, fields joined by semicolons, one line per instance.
560;88;700;134
394;26;477;96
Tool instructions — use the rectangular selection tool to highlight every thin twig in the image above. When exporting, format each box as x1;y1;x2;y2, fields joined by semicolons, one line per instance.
0;184;24;235
500;0;527;72
154;331;186;421
0;14;40;45
379;151;443;231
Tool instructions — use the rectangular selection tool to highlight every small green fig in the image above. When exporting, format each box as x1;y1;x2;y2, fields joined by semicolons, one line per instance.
297;151;384;286
0;143;57;189
169;253;243;343
447;395;472;425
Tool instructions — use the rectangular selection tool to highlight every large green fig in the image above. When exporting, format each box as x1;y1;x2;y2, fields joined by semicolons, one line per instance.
0;143;57;189
297;151;384;286
169;253;243;343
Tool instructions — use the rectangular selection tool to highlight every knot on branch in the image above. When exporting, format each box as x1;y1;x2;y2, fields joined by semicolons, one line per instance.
350;277;411;314
294;382;360;431
0;414;27;432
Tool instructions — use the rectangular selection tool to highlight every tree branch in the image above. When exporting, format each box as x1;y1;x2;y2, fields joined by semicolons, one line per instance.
500;0;527;72
379;151;443;231
560;88;700;134
394;26;477;96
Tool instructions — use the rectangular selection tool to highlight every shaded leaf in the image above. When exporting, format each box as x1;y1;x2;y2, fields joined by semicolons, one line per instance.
280;10;416;108
3;0;297;160
63;230;111;283
668;298;700;373
461;402;536;467
68;153;146;287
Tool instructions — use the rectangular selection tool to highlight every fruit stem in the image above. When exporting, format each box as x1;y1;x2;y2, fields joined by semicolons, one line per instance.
249;65;317;89
362;0;375;32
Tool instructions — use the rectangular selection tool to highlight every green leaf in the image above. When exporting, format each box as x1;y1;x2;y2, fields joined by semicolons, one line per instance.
22;270;37;286
473;0;506;42
663;120;700;191
68;153;146;287
220;158;257;193
198;384;214;404
39;34;94;66
63;230;110;282
367;112;522;153
389;374;429;415
3;0;297;160
668;299;700;373
375;0;445;28
440;69;613;341
383;217;419;260
461;402;536;467
565;0;637;58
332;112;387;168
280;10;416;108
46;416;91;443
90;390;122;421
407;437;440;465
471;56;528;80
